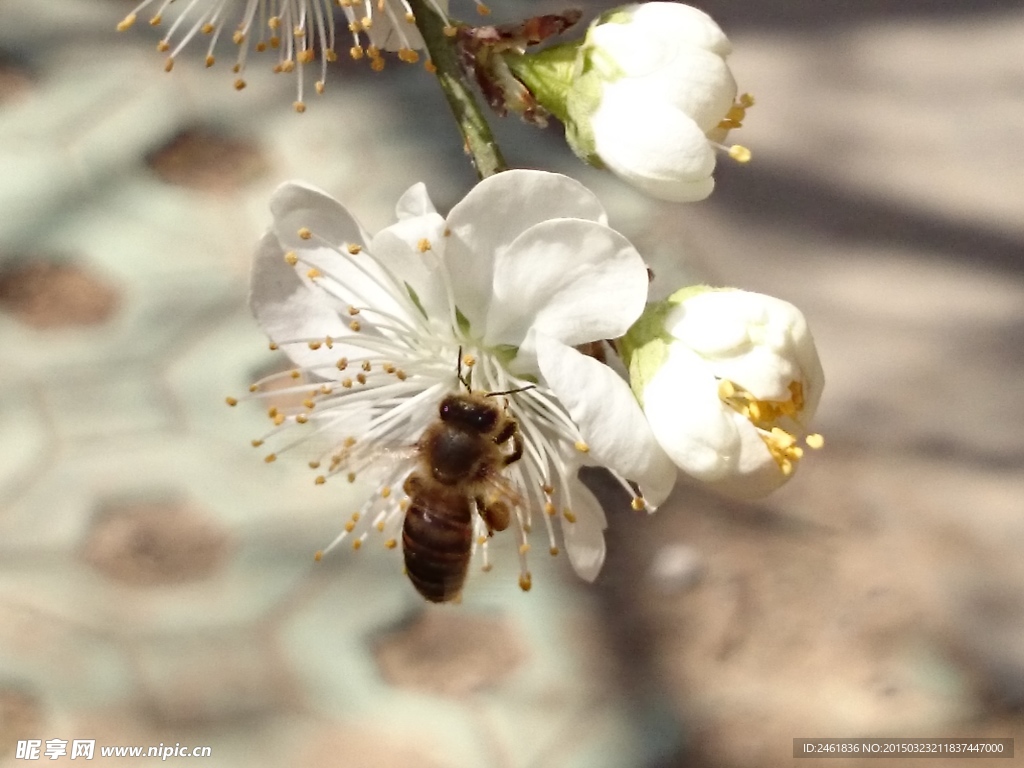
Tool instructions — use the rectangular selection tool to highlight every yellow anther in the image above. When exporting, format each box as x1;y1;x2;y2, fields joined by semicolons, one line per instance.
302;398;315;409
324;336;334;348
234;79;247;91
549;546;559;556
294;25;306;38
298;49;315;64
290;370;301;379
376;521;386;532
315;81;325;95
350;320;361;332
269;36;280;49
424;60;437;74
395;370;407;380
307;268;321;279
314;550;324;562
542;484;554;495
232;30;245;44
739;92;755;107
518;543;530;555
563;510;577;523
347;243;362;254
309;460;321;469
264;453;277;463
298;227;312;240
157;40;170;52
201;23;215;34
342;378;353;388
385;538;397;549
405;11;415;22
356;373;366;385
350;307;362;317
344;521;356;533
268;16;281;29
728;145;752;163
296;414;308;424
308;340;322;350
443;25;458;36
383;363;396;374
462;353;475;367
255;42;266;52
314;475;326;485
806;433;825;449
370;57;385;72
251;439;264;447
205;55;215;67
268;407;280;418
544;502;556;516
163;57;174;72
320;385;332;395
352;539;362;550
116;14;137;31
273;413;285;426
631;497;646;511
398;48;419;63
360;359;371;371
362;17;374;29
348;19;363;32
381;486;392;498
268;342;279;351
347;472;356;483
477;535;487;545
294;101;307;114
574;440;590;453
518;572;532;592
225;396;238;406
336;358;349;370
150;14;163;26
326;49;338;62
477;2;491;14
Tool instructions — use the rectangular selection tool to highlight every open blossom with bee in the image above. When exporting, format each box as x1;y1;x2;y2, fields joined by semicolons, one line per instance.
231;169;678;599
115;0;488;110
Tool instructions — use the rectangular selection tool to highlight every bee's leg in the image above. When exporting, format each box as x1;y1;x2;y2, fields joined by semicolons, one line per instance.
502;430;523;466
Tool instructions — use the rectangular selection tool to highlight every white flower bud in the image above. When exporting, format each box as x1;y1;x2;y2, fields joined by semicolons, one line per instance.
576;3;752;202
622;287;825;498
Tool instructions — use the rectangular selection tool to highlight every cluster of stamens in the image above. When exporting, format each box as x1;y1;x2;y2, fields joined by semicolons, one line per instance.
116;0;490;111
713;92;755;164
718;378;823;476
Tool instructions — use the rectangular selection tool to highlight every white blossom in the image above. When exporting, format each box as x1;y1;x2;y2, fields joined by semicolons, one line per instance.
235;170;677;589
623;287;824;499
116;0;466;111
576;3;753;202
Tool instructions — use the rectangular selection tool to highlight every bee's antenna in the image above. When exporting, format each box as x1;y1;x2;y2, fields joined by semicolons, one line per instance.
486;385;536;397
456;345;472;391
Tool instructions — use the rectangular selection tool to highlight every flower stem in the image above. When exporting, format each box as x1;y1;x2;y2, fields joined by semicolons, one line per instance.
407;0;508;178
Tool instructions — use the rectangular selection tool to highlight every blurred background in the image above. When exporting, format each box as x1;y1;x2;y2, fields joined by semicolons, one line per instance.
1;0;1022;765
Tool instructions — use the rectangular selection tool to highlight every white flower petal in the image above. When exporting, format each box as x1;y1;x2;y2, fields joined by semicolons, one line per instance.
536;335;677;507
369;213;450;321
642;345;741;481
249;232;357;371
591;88;716;203
621;2;732;56
395;182;438;220
444;170;608;331
646;47;737;133
484;219;648;351
562;479;607;582
270;181;371;251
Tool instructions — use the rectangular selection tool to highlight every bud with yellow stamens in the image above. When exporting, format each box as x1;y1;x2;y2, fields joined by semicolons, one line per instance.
505;2;749;202
620;286;825;499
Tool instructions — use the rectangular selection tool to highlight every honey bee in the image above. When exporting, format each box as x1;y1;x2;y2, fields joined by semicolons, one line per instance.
402;390;524;603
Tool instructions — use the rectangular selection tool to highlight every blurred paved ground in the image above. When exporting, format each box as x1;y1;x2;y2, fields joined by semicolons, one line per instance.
0;1;1022;767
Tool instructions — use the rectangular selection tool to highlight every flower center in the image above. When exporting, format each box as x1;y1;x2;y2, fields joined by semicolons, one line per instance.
717;378;823;476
